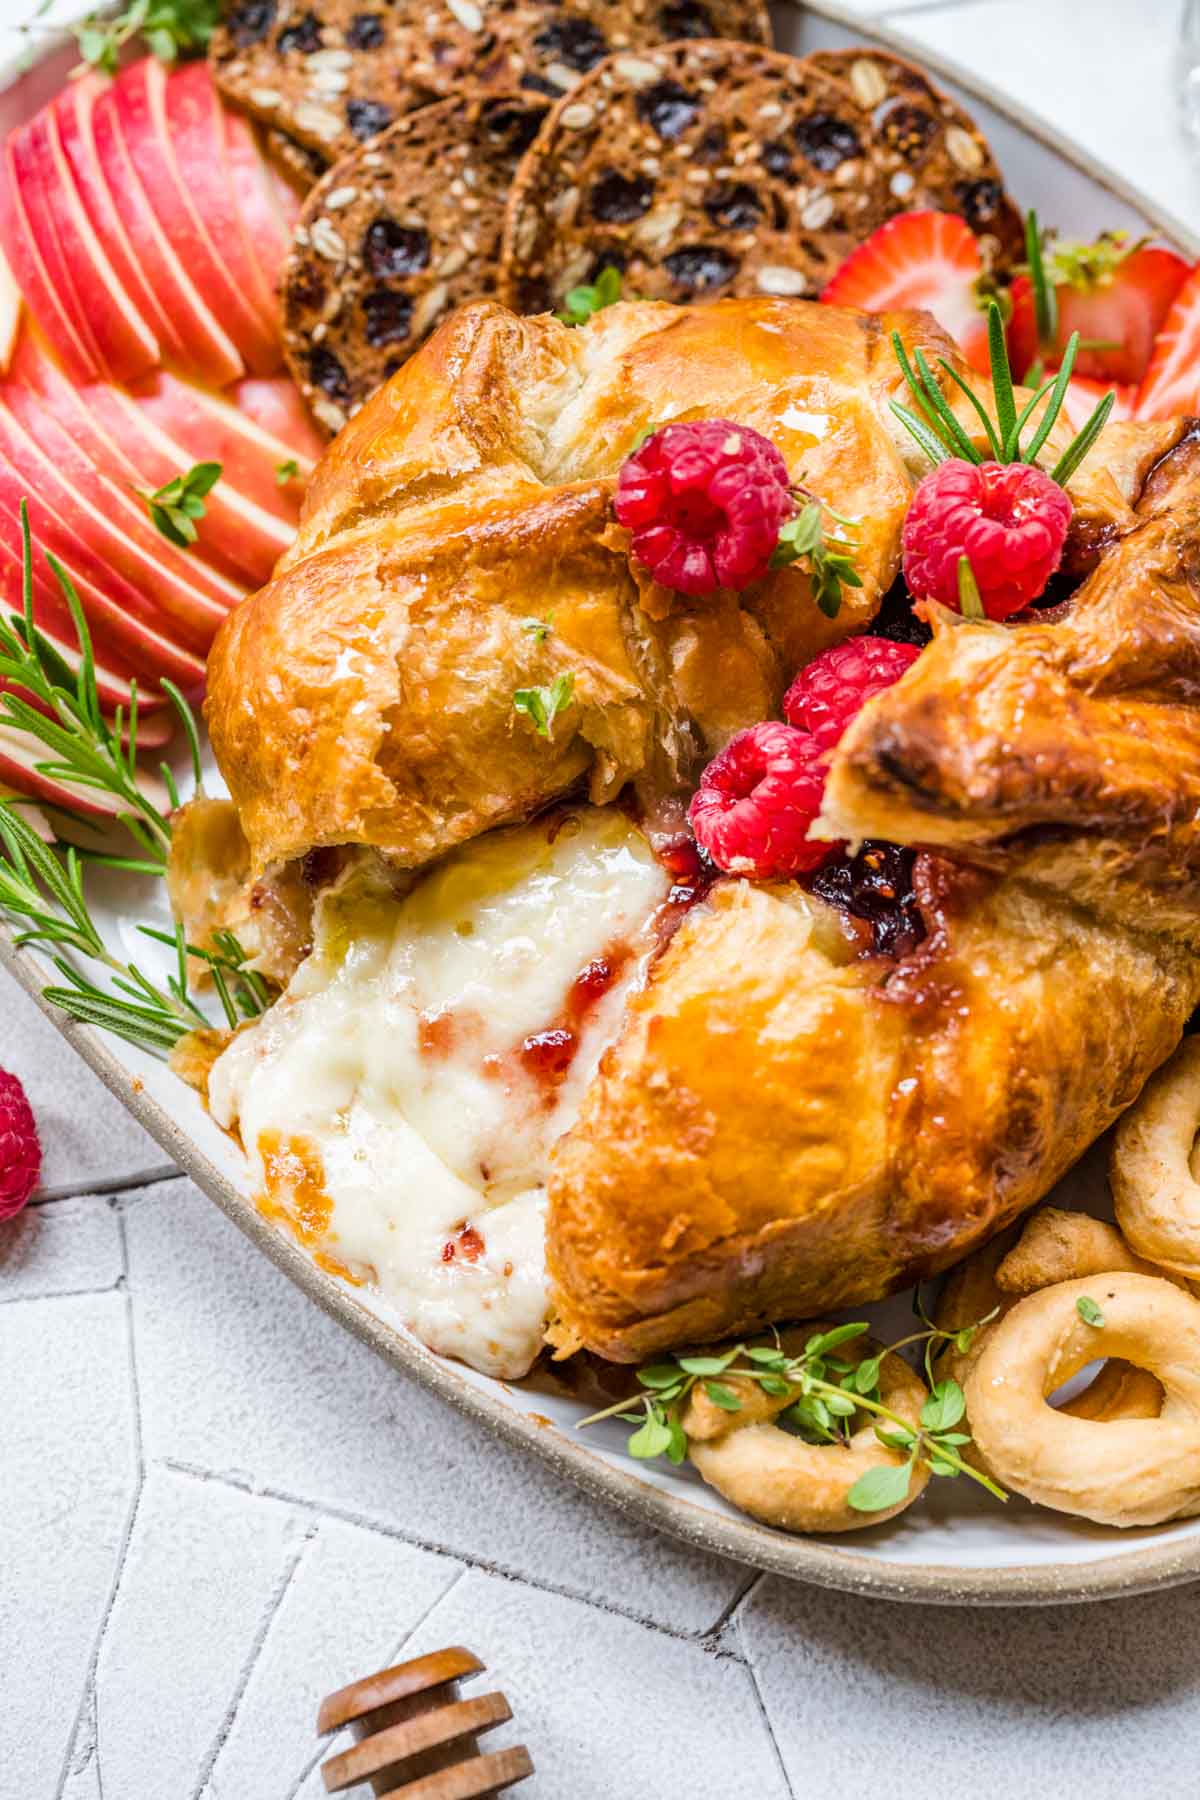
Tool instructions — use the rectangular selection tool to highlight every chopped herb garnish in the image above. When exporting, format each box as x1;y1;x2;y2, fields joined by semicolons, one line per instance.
134;461;222;550
772;496;864;619
512;671;575;738
557;265;623;327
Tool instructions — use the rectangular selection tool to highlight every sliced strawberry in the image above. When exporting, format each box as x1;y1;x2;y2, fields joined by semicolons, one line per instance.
1063;374;1136;428
822;210;991;375
1008;239;1189;387
1135;261;1200;419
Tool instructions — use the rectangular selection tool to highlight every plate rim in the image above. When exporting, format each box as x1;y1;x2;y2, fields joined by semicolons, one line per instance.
4;0;1199;1606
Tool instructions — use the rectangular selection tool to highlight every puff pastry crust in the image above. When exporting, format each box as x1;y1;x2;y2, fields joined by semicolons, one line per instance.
206;296;953;875
204;294;1200;1363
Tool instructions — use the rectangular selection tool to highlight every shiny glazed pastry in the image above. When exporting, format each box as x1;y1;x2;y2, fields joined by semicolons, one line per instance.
204;296;1200;1364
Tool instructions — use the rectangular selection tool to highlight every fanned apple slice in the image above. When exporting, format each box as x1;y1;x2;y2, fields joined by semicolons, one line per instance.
231;374;325;465
0;539;166;717
6;122;108;375
161;66;282;364
0;244;21;377
55;76;189;371
115;60;277;377
90;78;242;387
132;371;314;521
22;104;158;382
222;110;296;305
0;141;95;382
0;410;207;686
2;383;231;650
79;382;294;584
8;331;249;617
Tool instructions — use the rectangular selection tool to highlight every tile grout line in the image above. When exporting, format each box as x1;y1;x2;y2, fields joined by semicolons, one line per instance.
53;1201;148;1800
192;1521;321;1800
735;1608;796;1800
281;1564;472;1800
0;1279;123;1306
161;1458;747;1657
32;1164;181;1206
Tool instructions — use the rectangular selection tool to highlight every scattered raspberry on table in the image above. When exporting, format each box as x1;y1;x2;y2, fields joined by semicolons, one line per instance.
0;1068;41;1220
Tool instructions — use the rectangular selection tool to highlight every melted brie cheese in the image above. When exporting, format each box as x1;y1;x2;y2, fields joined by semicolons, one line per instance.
209;808;670;1377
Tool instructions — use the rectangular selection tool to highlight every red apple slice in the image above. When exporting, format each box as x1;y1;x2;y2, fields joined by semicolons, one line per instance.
222;109;294;311
8;330;248;616
0;721;128;816
0;545;165;717
113;59;274;377
0;408;207;686
7;120;109;375
21;102;159;382
160;64;281;367
0;243;22;376
229;374;324;466
132;371;312;521
55;75;189;371
3;383;232;651
0;139;95;382
77;381;293;584
90;77;242;387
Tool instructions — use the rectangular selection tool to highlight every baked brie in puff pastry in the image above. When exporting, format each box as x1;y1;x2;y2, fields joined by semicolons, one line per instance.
202;296;1200;1372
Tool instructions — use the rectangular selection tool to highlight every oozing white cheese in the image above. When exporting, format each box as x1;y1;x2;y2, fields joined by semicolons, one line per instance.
209;808;670;1377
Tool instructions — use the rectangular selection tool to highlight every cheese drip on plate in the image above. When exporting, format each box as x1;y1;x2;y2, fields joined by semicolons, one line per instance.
209;808;671;1377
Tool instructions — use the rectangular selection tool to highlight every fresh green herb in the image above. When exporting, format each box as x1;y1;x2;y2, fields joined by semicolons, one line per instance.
772;496;864;619
579;1311;1007;1515
72;0;220;72
520;614;555;645
1024;208;1059;366
890;300;1114;483
957;556;985;621
557;265;623;327
135;461;222;550
512;671;575;739
1076;1295;1106;1328
0;502;267;1051
275;459;300;486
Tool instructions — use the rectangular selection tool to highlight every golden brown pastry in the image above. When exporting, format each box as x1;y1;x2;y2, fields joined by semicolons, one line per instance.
545;416;1200;1359
204;292;1200;1368
205;295;953;876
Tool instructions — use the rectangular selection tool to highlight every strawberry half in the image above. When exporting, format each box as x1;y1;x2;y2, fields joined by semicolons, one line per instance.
1008;237;1190;387
821;210;991;375
1135;260;1200;419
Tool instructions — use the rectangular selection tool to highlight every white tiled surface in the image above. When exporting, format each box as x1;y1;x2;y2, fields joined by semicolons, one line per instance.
4;4;1200;1797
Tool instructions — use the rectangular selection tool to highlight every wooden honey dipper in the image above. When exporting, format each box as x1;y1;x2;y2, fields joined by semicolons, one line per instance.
317;1646;535;1798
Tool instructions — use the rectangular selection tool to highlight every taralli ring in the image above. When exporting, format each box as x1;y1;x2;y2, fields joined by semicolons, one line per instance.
681;1328;930;1534
966;1273;1200;1526
1112;1038;1200;1280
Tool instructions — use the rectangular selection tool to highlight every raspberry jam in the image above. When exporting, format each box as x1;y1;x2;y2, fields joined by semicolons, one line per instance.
519;945;633;1093
808;840;926;958
442;1222;486;1263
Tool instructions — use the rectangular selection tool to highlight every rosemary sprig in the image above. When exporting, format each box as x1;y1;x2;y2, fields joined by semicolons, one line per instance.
772;494;864;619
579;1311;1005;1515
890;301;1114;483
0;502;268;1051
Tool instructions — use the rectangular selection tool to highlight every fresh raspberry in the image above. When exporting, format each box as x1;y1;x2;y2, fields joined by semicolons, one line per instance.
614;419;793;595
0;1069;40;1221
902;458;1072;621
688;721;836;879
783;637;922;749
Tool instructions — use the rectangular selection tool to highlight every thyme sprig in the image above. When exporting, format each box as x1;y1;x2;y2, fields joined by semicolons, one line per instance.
579;1312;1006;1515
512;671;575;738
135;460;222;550
890;298;1114;487
772;491;864;619
0;502;268;1051
72;0;220;73
557;264;623;327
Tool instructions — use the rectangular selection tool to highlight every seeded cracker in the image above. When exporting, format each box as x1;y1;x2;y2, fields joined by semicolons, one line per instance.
500;41;1022;312
211;0;771;168
282;94;550;431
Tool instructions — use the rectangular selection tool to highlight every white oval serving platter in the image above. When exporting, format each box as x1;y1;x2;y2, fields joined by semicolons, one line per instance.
4;0;1200;1606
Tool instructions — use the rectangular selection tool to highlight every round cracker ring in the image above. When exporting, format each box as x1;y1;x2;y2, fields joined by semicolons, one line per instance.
935;1209;1166;1455
965;1273;1200;1527
681;1326;930;1534
1112;1036;1200;1280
